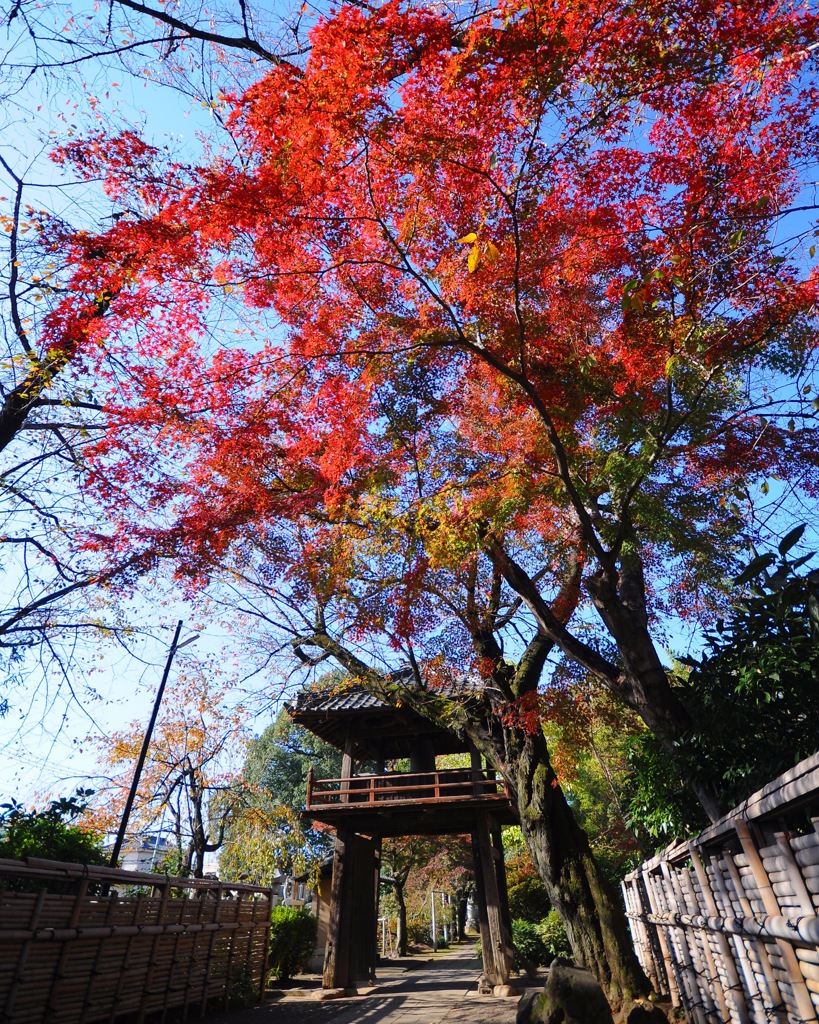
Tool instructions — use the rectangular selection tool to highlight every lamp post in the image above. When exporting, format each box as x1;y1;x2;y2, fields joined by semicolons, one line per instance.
108;621;198;868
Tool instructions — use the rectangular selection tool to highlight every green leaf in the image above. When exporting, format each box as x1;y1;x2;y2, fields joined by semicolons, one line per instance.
778;524;805;556
733;553;776;586
808;593;819;630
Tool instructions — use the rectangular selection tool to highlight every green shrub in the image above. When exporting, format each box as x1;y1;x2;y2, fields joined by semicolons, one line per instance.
536;911;572;959
477;913;571;969
267;905;317;981
406;921;432;946
512;919;552;969
0;791;105;892
506;855;551;922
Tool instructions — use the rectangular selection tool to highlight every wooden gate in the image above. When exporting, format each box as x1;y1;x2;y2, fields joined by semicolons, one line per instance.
0;857;274;1024
623;752;819;1024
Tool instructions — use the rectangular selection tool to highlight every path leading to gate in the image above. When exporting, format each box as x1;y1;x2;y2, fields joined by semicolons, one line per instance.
204;946;542;1024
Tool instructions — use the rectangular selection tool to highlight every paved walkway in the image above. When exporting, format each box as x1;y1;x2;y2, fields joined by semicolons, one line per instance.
204;947;542;1024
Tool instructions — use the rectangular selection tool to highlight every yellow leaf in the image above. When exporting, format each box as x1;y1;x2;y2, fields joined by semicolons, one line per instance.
485;241;500;264
467;243;481;273
458;232;477;244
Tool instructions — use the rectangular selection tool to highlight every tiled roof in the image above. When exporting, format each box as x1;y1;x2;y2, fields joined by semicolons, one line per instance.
290;685;386;714
288;667;485;715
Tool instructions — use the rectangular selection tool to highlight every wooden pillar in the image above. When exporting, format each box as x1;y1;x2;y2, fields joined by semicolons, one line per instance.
348;833;379;986
323;825;353;988
471;826;499;986
490;819;515;975
340;735;354;804
323;827;380;990
474;811;512;986
469;744;484;796
469;748;498;985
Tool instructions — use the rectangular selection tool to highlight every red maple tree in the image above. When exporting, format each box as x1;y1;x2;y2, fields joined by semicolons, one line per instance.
38;0;819;998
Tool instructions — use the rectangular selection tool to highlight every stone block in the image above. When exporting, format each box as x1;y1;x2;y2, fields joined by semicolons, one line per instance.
517;961;614;1024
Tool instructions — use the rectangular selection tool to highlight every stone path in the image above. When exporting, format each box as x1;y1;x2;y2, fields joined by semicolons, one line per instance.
203;947;542;1024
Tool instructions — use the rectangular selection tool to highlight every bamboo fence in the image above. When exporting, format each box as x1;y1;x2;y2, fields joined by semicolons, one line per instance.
623;751;819;1024
0;858;274;1024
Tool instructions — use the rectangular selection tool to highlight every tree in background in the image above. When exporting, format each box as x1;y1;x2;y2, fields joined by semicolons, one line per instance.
539;667;651;881
218;801;318;888
379;834;472;955
242;707;342;861
84;669;249;877
218;707;341;886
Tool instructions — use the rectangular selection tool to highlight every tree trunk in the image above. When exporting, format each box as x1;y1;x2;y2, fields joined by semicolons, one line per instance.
456;892;468;941
511;728;647;1004
393;881;408;956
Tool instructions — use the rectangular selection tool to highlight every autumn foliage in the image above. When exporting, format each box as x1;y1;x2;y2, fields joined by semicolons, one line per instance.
44;0;819;791
30;2;819;993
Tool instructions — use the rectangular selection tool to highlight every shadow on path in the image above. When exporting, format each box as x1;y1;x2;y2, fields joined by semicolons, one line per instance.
202;946;542;1024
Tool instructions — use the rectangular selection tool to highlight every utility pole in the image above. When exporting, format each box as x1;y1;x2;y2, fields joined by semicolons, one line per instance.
108;621;196;868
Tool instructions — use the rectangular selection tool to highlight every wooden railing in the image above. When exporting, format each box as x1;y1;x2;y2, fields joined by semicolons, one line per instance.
306;767;509;809
0;857;274;1024
623;751;819;1024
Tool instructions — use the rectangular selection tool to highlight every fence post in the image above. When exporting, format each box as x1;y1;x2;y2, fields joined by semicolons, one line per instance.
259;890;273;1005
688;843;750;1024
655;862;708;1024
734;818;818;1024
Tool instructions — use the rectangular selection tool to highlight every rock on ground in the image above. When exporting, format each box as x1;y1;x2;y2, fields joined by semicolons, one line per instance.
517;960;614;1024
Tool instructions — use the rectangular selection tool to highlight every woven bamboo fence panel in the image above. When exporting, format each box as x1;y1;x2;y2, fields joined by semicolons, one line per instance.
0;857;274;1024
623;751;819;1024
